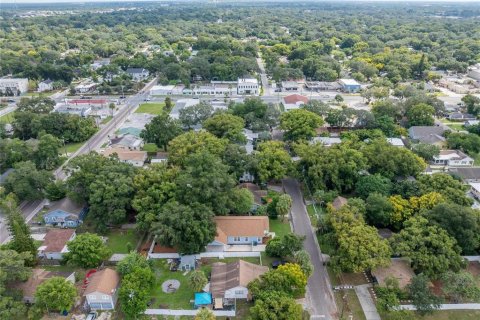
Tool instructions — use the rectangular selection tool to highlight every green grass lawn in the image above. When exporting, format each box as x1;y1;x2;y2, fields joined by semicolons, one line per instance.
105;229;139;253
473;153;480;166
150;260;196;309
143;143;159;153
328;266;367;320
269;218;291;237
63;141;85;154
446;123;465;131
380;310;480;320
135;102;165;115
307;204;321;226
100;116;112;124
0;112;13;123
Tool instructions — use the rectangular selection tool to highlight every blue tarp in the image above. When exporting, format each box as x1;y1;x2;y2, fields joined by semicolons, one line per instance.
194;293;212;306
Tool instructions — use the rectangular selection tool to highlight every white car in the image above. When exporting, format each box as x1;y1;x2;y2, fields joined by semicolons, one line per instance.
86;312;97;320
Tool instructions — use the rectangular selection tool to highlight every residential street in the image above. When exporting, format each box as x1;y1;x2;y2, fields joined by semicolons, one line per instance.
283;178;337;320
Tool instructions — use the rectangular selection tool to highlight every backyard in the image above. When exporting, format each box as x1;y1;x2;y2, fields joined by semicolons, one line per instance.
135;102;165;115
143;143;160;153
105;229;140;254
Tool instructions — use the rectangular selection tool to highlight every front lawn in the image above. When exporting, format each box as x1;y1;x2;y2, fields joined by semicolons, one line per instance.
0;112;13;123
150;260;196;309
143;143;159;153
135;102;165;115
100;116;112;124
269;218;291;238
105;229;139;253
64;141;85;154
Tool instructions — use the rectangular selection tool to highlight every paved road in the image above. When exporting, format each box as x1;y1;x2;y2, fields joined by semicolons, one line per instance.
0;78;157;244
0;105;16;117
256;54;271;96
283;178;337;320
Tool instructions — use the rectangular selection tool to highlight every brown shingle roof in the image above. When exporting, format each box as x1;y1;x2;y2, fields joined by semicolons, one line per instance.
42;229;75;252
283;94;309;105
103;148;147;162
213;216;269;244
210;260;269;298
84;268;120;296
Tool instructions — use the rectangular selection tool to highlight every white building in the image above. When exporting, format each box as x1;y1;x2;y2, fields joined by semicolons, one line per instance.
237;78;259;95
75;83;97;94
0;78;28;95
432;150;474;167
468;67;480;81
38;79;53;92
126;68;149;81
150;85;175;95
470;182;480;200
386;138;405;147
311;137;342;147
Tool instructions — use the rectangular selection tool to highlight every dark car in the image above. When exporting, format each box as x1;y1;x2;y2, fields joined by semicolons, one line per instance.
272;260;287;269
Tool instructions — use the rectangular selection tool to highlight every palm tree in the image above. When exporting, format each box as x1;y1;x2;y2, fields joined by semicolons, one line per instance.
195;308;215;320
276;194;293;222
188;270;207;292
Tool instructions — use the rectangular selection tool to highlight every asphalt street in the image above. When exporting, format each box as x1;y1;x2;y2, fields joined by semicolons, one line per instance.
283;178;338;320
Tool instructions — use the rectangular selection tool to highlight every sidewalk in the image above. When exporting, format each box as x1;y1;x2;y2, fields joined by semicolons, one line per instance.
400;303;480;311
354;284;381;320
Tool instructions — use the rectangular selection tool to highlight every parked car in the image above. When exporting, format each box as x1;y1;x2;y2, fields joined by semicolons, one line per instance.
86;311;97;320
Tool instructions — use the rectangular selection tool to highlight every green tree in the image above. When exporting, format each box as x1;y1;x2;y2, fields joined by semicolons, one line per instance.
64;233;111;268
119;267;155;319
255;141;292;182
276;194;293;222
165;97;173;112
5;206;37;266
17;97;55;114
132;164;178;231
229;188;254;214
175;151;237;215
195;308;215;320
266;233;305;258
249;292;303;320
355;174;392;199
117;252;153;276
188;270;208;292
279;109;324;141
406;103;435;126
167;130;228;166
45;180;67;201
365;193;394;228
179;101;213;129
4;161;52;201
34;132;62;170
407;274;442;315
152;201;216;254
35;277;77;313
390;217;465;278
447;132;480;154
293;250;314;278
417;173;472;206
411;143;440;161
424;203;480;254
141;113;182;150
462;94;480;116
203;113;246;143
441;271;480;303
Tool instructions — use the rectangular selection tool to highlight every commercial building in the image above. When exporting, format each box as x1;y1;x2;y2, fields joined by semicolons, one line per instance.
339;79;361;93
0;78;28;95
237;78;259;95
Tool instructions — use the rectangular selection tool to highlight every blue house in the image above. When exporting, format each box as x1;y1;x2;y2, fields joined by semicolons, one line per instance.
339;79;361;93
43;198;88;228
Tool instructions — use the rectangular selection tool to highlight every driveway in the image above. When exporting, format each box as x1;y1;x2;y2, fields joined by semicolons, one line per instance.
283;178;338;319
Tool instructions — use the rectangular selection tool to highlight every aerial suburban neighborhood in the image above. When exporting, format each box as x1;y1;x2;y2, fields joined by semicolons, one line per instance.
0;1;480;320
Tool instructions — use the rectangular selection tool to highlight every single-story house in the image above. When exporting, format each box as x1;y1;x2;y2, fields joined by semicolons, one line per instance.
283;94;309;111
408;126;446;146
243;129;259;155
432;150;474;167
103;148;147;167
386;138;405;148
372;259;415;289
206;216;270;252
448;112;476;122
84;268;120;310
465;120;480;127
339;79;361;93
126;68;149;81
448;167;480;183
210;260;269;300
311;137;342;147
151;152;169;164
38;79;53;92
38;229;76;260
109;134;144;150
13;268;75;303
469;182;480;200
43;197;87;228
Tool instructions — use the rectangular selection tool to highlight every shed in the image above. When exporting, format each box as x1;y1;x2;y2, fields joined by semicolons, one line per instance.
180;255;197;271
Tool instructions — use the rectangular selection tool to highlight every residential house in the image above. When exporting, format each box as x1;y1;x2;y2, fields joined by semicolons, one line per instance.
103;148;147;167
109;134;144;150
339;79;361;93
432;150;474;167
468;65;480;81
448;112;476;122
206;216;270;252
243;129;259;155
37;79;53;92
74;83;97;94
448;167;480;183
0;78;28;95
465;120;480;127
84;268;120;310
126;68;149;81
210;260;269;300
38;229;76;260
283;94;309;111
151;152;169;164
311;137;342;147
90;59;110;71
408;126;446;146
13;268;75;303
238;183;267;211
469;182;480;200
44;197;88;228
54;104;92;117
281;81;299;92
237;78;259;95
386;138;405;148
